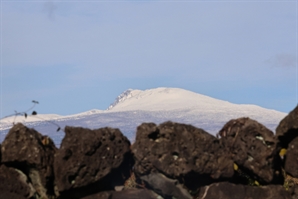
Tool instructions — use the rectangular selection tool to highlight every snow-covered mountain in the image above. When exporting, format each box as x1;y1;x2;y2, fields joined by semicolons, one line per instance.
107;87;234;111
107;87;284;116
0;87;287;147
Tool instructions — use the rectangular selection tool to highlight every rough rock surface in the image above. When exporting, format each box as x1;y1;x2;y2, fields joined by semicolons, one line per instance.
1;123;57;198
54;126;133;198
81;189;158;199
285;136;298;178
289;185;298;199
140;172;192;199
0;164;35;198
110;189;158;199
218;117;280;183
0;192;27;199
195;182;291;199
81;191;111;199
276;105;298;147
131;121;234;190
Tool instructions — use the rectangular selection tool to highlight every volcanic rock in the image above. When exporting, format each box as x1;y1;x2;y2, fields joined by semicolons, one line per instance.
195;182;291;199
1;123;57;198
81;191;111;199
140;172;192;199
276;105;298;147
218;117;280;183
0;192;27;199
110;189;158;199
0;164;36;198
288;184;298;199
81;189;158;199
54;126;133;198
285;136;298;178
131;121;234;190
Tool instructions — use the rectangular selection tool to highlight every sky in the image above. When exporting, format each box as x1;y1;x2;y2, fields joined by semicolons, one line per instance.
0;0;297;118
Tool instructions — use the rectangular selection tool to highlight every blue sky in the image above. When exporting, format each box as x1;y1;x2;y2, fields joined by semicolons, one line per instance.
1;0;297;117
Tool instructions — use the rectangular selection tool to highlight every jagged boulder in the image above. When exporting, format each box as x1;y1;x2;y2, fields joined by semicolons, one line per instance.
195;182;291;199
0;164;36;199
1;123;57;199
54;126;133;198
276;105;298;147
131;121;234;190
218;117;281;184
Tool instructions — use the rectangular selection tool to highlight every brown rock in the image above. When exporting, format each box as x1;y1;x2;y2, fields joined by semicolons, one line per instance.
132;121;234;190
0;192;27;199
288;185;298;199
285;136;298;178
110;189;158;199
80;191;111;199
0;164;35;198
140;172;192;199
1;123;57;198
195;182;291;199
276;105;298;147
81;189;157;199
54;126;133;198
218;117;280;183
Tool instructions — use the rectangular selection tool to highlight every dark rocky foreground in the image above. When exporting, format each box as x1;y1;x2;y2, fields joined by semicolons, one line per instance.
1;105;298;199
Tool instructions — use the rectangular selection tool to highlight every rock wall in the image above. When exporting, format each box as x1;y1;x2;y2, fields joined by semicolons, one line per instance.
1;105;298;199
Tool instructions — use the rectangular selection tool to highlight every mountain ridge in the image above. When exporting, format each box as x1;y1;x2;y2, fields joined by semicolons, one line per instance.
0;87;288;146
0;87;286;127
106;87;285;114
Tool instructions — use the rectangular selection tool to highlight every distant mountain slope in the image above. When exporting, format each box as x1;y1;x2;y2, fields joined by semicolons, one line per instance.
0;87;287;147
107;87;233;111
0;114;62;124
107;87;286;122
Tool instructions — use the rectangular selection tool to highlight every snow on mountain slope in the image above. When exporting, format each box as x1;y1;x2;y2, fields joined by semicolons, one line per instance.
0;87;288;147
107;87;232;111
0;109;104;129
107;87;286;121
0;114;61;125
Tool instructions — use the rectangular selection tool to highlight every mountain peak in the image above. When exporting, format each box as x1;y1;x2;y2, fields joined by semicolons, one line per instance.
107;89;134;110
106;87;232;112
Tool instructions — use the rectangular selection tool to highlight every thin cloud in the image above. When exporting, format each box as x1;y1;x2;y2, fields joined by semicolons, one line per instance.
266;53;296;68
43;1;57;20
